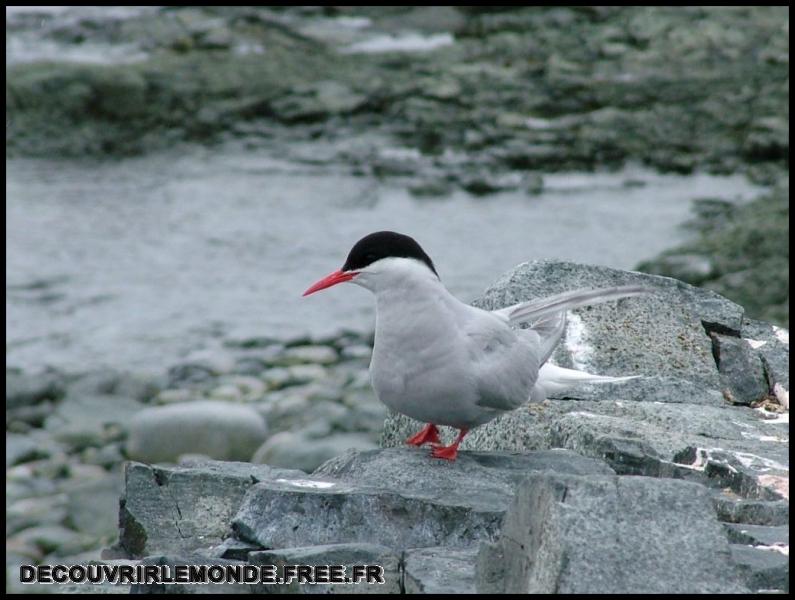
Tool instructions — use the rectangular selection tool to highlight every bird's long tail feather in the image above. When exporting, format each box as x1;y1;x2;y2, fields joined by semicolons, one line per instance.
529;363;639;403
496;285;652;326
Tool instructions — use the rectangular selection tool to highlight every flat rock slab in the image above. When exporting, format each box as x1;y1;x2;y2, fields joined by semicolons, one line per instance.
232;448;612;551
477;473;748;594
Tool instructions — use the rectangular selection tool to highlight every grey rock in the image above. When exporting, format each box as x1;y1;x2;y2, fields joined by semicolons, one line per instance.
249;543;401;594
126;400;267;463
16;524;89;557
234;448;612;551
403;546;478;594
6;368;65;408
711;333;769;405
6;433;43;467
45;394;145;450
252;431;377;473
742;317;789;407
476;473;748;593
277;345;340;366
724;523;789;547
730;544;789;593
7;494;69;536
314;447;613;498
64;475;124;539
545;374;725;405
714;496;789;526
472;260;742;384
64;370;163;402
118;460;305;558
387;398;788;500
232;477;505;552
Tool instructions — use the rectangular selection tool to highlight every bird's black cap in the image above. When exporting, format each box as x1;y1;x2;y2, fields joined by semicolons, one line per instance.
342;231;438;276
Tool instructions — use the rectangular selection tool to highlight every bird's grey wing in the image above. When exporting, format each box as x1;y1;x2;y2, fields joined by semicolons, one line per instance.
492;285;652;325
463;311;542;412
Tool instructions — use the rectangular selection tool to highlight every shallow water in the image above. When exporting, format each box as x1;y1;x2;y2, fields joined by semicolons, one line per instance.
6;142;763;373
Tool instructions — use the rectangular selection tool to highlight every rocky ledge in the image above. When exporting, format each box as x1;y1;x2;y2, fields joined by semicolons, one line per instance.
80;261;788;593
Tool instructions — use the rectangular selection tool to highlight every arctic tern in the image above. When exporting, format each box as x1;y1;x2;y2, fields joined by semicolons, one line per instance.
303;231;650;460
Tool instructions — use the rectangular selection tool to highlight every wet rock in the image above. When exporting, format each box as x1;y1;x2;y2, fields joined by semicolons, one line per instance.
126;400;268;463
476;473;747;593
249;543;401;594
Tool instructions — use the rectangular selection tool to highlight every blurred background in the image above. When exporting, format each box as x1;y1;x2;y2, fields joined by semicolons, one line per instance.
5;5;789;581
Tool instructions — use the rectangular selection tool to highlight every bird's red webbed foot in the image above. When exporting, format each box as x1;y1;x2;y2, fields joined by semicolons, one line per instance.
406;423;441;446
430;428;468;461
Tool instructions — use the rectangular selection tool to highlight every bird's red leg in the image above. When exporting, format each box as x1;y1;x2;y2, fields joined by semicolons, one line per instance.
406;423;441;446
431;428;469;461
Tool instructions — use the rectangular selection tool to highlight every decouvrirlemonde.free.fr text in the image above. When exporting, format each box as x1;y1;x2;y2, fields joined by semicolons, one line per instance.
21;563;386;586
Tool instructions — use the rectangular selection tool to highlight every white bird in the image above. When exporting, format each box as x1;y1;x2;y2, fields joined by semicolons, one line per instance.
303;231;650;460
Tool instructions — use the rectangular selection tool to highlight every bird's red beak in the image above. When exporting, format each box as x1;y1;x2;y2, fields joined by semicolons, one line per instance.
302;270;356;296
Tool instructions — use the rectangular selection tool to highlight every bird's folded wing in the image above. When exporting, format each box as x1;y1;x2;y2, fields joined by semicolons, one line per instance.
492;285;653;325
464;315;542;412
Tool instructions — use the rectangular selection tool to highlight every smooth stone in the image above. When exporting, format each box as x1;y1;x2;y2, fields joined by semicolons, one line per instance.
252;431;377;473
279;345;339;366
126;400;268;463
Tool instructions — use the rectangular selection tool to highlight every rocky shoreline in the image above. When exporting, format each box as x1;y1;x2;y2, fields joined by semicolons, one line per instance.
7;7;788;178
7;6;789;328
5;6;789;593
6;327;384;593
6;261;789;593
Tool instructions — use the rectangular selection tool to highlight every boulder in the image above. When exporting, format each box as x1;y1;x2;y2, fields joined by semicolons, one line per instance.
252;431;377;473
117;461;305;558
476;473;747;593
126;400;267;463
